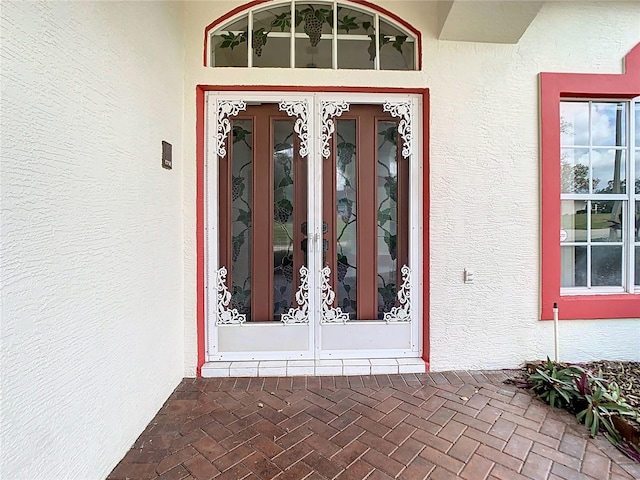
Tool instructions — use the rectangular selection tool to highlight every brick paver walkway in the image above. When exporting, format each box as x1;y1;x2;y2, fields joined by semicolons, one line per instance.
108;372;640;480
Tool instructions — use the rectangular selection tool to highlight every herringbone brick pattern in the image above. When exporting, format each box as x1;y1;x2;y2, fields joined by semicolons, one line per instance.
108;372;640;480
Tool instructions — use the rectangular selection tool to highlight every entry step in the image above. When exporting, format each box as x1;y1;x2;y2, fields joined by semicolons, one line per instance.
201;358;426;377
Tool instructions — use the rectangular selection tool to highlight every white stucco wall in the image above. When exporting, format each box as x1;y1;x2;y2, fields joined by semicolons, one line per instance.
182;1;639;375
1;2;185;479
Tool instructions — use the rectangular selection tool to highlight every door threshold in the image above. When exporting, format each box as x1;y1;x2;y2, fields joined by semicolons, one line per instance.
201;358;426;377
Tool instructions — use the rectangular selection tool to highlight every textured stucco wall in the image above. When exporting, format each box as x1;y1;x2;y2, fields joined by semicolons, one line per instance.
183;1;639;375
1;2;185;479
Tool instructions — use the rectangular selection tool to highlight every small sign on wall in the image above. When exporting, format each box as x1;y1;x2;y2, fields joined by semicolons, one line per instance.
162;141;172;170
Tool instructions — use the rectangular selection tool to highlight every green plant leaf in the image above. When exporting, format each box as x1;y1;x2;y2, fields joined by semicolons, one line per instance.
378;283;397;302
378;208;391;226
338;15;359;32
599;402;633;413
557;388;571;404
384;176;397;203
236;209;251;227
315;8;333;26
546;357;553;371
601;416;618;437
278;175;293;188
232;231;245;249
233;125;251;143
392;35;407;53
585;408;594;429
271;12;291;31
220;31;247;50
295;9;307;26
591;414;599;437
379;126;398;145
383;232;397;261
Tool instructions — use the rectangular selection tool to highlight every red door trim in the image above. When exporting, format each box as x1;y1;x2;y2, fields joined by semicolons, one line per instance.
196;86;430;376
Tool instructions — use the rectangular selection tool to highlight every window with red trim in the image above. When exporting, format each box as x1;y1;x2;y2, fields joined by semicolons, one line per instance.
540;43;640;321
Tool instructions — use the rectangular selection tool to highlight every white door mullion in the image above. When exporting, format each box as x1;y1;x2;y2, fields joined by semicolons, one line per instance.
306;95;322;358
332;1;338;70
313;94;324;359
409;97;421;352
247;10;253;68
627;97;638;290
374;14;380;70
205;92;220;359
586;200;592;288
290;0;295;68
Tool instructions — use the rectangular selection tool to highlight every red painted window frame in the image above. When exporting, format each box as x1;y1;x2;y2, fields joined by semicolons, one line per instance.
539;42;640;321
202;0;422;70
196;86;430;376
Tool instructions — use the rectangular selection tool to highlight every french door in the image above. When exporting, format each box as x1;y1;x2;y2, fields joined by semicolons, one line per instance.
206;92;422;361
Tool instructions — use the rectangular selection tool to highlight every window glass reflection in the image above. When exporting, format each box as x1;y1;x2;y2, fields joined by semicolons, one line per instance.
561;246;587;287
590;201;623;242
591;103;626;147
561;148;589;193
591;246;623;287
591;149;626;194
635;102;640;148
560;102;589;146
635;150;640;193
561;200;587;243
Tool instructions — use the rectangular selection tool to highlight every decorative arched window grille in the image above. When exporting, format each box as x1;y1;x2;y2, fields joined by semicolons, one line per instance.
206;1;418;70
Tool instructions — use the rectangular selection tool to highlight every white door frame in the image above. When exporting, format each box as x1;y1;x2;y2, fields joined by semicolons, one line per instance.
205;91;423;362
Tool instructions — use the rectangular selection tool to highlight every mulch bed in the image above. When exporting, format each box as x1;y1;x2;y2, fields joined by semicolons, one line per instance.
582;360;640;411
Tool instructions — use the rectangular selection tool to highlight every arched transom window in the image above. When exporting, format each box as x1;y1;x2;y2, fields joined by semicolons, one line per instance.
207;1;418;70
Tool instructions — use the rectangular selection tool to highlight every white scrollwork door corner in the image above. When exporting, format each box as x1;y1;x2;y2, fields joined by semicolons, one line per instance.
281;266;310;325
320;266;350;324
278;100;310;158
382;101;412;159
216;266;247;325
320;101;350;159
216;100;247;159
383;264;411;323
